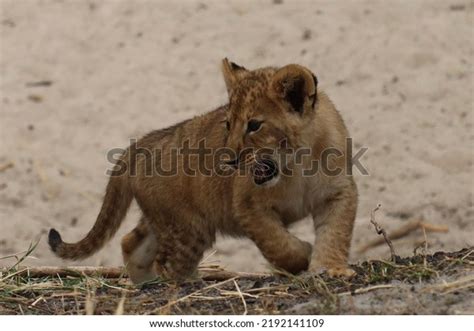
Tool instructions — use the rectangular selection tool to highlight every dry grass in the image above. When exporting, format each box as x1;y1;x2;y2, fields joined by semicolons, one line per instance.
0;244;472;315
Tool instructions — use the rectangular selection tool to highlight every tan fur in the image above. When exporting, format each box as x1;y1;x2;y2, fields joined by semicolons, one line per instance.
49;59;357;283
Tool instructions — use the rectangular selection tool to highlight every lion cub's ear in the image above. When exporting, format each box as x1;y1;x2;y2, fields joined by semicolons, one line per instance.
270;64;318;114
221;58;249;96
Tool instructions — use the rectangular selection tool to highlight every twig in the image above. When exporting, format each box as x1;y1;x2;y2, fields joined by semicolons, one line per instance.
422;226;428;267
115;292;126;315
0;296;52;314
413;241;426;256
460;249;473;260
367;204;397;261
1;266;270;281
358;219;448;253
233;279;248;315
420;222;449;233
220;290;259;299
201;270;269;281
85;290;95;315
25;80;53;87
200;249;218;265
339;284;395;296
246;285;290;293
423;275;474;294
2;266;126;279
0;161;14;172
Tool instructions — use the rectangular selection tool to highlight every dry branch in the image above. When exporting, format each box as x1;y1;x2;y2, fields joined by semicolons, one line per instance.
339;284;395;296
358;218;449;253
0;266;270;282
0;161;14;172
423;275;474;294
1;266;125;279
233;279;248;315
420;222;449;233
366;204;397;261
201;270;269;281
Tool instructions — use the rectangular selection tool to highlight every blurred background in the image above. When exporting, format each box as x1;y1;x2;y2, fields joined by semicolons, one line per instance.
0;0;472;271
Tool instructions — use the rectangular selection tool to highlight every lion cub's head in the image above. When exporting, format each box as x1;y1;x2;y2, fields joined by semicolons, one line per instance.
221;59;319;186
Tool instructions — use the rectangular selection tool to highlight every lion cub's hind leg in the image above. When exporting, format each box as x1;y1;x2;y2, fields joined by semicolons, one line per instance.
121;217;159;284
152;220;213;281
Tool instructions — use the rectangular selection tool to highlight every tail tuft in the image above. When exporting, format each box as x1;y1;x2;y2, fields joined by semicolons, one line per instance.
47;149;133;260
48;228;62;252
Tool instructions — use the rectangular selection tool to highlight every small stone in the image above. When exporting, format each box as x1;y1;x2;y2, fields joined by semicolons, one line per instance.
302;29;311;41
197;3;208;10
27;94;43;103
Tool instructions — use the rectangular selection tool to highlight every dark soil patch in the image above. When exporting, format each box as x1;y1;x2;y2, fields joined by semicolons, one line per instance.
0;248;472;314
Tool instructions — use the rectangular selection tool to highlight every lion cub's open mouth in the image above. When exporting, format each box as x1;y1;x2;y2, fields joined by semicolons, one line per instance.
252;158;279;186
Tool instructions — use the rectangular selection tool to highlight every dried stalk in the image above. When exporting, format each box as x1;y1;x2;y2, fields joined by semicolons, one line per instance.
233;279;248;315
1;266;270;282
0;161;14;172
358;219;448;253
368;204;397;261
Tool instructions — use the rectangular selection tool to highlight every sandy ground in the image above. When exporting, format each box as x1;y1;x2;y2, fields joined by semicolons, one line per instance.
0;0;472;273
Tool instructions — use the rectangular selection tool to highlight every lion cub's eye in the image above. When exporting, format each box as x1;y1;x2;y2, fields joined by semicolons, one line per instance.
226;121;230;131
247;119;263;133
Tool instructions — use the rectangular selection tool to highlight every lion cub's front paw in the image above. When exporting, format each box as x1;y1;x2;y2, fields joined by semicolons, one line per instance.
326;267;356;278
308;264;356;278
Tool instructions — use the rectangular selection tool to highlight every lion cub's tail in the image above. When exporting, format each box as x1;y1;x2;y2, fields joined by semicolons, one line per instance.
48;151;133;260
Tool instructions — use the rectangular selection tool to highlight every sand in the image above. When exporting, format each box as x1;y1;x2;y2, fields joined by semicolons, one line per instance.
0;0;472;272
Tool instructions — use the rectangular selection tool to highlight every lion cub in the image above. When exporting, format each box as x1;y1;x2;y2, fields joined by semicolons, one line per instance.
48;59;358;283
